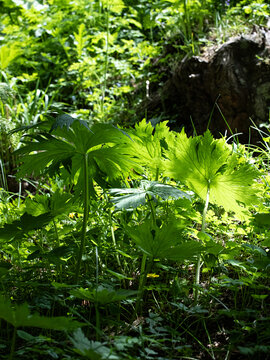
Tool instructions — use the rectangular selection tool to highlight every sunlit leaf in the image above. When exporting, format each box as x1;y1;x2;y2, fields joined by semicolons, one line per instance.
165;130;261;217
101;0;125;13
126;120;173;177
109;180;190;210
15;119;139;198
24;190;73;217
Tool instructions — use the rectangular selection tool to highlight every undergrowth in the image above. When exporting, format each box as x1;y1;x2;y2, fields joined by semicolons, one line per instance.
0;117;269;359
0;1;270;359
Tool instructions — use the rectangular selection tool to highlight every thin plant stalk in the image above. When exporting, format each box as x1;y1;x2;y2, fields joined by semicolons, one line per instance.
9;326;16;360
195;182;210;300
135;253;152;316
53;219;63;282
135;195;156;315
182;326;215;360
134;253;147;316
0;159;7;191
101;5;110;119
75;153;89;283
147;194;156;227
95;246;99;286
109;210;121;269
17;181;22;208
94;302;100;340
183;0;191;41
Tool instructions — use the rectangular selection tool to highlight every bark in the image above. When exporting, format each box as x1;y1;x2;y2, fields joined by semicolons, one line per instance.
145;26;270;143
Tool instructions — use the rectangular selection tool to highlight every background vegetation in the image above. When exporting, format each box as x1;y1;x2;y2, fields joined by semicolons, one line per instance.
0;0;270;359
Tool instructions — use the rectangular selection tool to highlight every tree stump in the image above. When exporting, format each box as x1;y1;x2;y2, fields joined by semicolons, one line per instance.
145;26;270;143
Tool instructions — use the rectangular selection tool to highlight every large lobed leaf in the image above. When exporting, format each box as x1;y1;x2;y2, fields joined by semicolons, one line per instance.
0;296;83;330
127;221;203;260
126;119;172;177
0;213;55;242
109;180;191;210
70;285;137;305
15;117;141;197
70;328;111;360
164;130;261;217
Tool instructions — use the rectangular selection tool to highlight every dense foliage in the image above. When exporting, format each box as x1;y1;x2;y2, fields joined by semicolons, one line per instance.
0;0;270;359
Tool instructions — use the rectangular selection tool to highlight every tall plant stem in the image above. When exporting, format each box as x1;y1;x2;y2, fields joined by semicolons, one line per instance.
53;218;62;280
135;253;152;316
195;182;210;300
135;195;156;316
95;246;99;286
108;209;121;269
95;302;101;340
101;6;110;119
9;326;16;360
183;0;191;40
155;167;159;182
75;153;89;284
147;194;156;227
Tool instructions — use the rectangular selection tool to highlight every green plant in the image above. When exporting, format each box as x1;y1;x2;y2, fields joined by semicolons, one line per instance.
1;2;269;357
14;114;137;283
0;296;83;360
109;178;194;314
0;81;17;190
71;284;137;339
109;179;191;210
164;130;261;296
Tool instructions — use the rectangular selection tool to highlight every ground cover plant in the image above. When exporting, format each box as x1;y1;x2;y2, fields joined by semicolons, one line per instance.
0;116;269;359
0;0;270;359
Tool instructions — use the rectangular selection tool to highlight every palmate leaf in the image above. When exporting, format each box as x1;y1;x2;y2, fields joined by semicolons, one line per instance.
0;213;55;242
126;120;172;176
101;0;125;13
15;117;140;197
0;296;83;330
15;132;76;178
70;328;112;360
50;113;90;132
164;130;261;217
24;190;73;217
109;180;191;210
70;285;137;305
253;212;270;226
127;221;203;260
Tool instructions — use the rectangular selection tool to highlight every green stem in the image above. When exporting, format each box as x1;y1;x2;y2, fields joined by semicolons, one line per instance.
53;219;60;247
95;246;99;286
109;211;121;269
134;191;157;316
9;327;16;360
135;253;151;316
95;302;100;340
195;182;210;300
183;0;190;40
134;192;157;315
147;194;156;227
155;167;159;182
53;219;62;281
75;153;89;284
101;7;110;119
138;254;147;293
